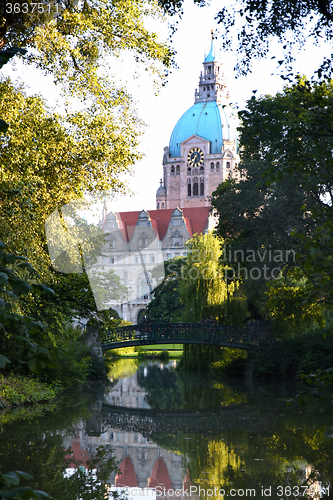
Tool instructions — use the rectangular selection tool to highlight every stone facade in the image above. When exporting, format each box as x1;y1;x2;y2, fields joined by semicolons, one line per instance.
96;206;214;323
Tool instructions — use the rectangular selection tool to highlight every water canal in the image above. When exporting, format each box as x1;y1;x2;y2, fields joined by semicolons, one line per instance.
0;358;332;499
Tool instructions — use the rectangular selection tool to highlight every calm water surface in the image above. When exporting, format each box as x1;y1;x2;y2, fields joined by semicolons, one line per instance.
0;359;332;499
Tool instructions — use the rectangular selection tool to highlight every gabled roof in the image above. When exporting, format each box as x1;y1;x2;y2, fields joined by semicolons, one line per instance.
148;457;172;489
115;456;138;487
102;207;211;242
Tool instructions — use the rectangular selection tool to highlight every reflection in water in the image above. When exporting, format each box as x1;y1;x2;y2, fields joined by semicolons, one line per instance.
0;360;332;500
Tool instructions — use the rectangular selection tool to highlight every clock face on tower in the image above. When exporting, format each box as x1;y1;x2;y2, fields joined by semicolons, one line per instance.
187;148;204;167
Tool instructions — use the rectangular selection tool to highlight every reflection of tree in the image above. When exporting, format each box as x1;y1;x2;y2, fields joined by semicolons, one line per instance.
152;395;333;497
0;390;117;500
137;364;247;410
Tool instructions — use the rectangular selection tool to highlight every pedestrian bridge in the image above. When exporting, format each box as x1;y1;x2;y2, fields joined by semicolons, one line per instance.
101;319;261;351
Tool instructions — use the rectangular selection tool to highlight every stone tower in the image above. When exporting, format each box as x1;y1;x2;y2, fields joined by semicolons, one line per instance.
156;34;240;210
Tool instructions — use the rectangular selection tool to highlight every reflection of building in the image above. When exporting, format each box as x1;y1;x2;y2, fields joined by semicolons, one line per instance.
96;35;239;323
64;369;185;492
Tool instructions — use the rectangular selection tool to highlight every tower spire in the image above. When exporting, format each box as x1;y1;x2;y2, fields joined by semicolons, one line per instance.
194;34;230;104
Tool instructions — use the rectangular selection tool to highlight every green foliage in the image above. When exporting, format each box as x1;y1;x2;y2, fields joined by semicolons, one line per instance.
252;331;333;380
0;79;141;274
212;348;248;376
0;374;57;408
0;240;57;374
215;1;333;78
0;46;27;133
211;78;333;333
1;0;175;100
146;257;185;321
180;233;244;324
0;471;49;499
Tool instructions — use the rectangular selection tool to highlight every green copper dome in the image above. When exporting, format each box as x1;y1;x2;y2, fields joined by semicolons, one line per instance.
169;101;239;158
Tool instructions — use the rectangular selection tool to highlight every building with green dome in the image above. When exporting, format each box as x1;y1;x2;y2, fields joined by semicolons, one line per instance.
156;35;240;210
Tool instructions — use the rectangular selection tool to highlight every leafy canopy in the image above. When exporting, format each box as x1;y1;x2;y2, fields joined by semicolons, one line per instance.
1;0;175;99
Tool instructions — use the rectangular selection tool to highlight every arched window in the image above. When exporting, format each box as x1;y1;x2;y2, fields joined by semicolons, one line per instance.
193;177;198;196
187;167;191;173
187;182;191;197
203;86;206;91
157;202;160;208
210;162;214;170
176;165;180;174
208;65;211;74
226;161;230;168
171;165;175;174
200;177;204;196
137;275;149;300
200;165;204;171
161;202;165;208
216;162;220;170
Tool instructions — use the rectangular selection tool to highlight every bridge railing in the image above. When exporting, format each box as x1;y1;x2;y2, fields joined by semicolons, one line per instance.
102;320;259;347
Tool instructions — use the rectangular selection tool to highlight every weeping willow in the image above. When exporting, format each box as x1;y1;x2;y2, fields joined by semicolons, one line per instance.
180;232;238;322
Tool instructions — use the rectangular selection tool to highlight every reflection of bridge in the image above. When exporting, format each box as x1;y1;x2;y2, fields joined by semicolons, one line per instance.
101;320;260;351
101;403;272;438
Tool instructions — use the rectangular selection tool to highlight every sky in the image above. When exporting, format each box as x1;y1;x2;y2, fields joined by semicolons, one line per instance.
2;0;331;217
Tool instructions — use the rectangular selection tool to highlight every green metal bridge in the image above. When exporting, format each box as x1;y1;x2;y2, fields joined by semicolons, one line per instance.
101;319;260;351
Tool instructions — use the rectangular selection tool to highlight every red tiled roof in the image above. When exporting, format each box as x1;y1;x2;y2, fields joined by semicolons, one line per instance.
148;457;172;490
111;207;211;242
115;456;138;487
65;435;92;469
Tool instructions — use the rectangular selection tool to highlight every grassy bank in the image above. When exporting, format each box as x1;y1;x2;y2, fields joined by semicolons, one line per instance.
0;374;58;408
105;345;183;359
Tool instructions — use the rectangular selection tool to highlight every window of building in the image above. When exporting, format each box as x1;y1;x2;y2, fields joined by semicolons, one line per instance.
187;167;191;173
108;237;116;249
171;231;183;248
210;162;214;170
157;202;160;208
102;256;108;265
150;254;155;263
208;65;211;74
171;165;175;174
176;165;180;175
200;177;204;196
161;202;165;208
137;275;149;300
216;162;220;170
193;181;198;196
226;161;230;168
203;86;206;91
200;165;204;171
187;181;191;197
110;257;114;264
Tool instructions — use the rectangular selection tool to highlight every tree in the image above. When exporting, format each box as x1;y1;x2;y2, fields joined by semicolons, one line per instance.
214;0;333;77
155;0;333;78
179;232;247;324
146;257;186;321
1;0;175;101
211;78;333;333
0;78;141;273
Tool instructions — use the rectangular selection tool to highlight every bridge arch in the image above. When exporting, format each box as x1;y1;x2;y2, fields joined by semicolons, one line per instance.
101;320;261;351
